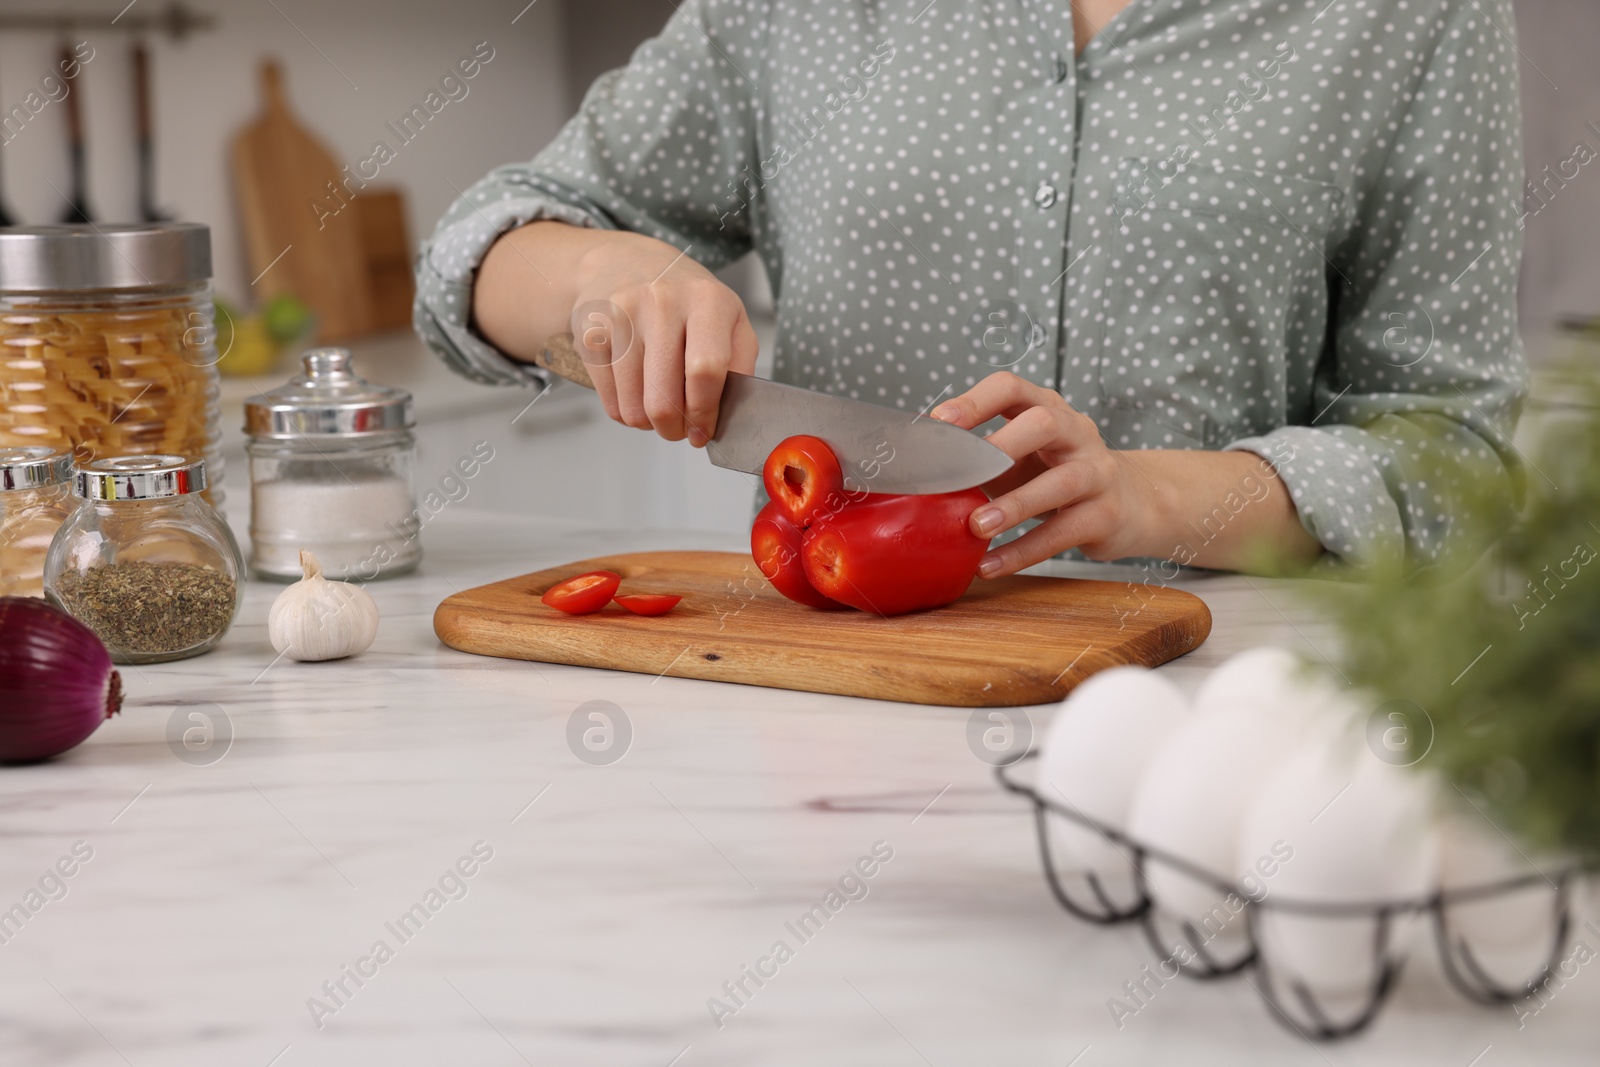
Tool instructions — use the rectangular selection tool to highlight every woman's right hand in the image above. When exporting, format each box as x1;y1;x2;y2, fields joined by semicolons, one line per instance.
475;222;759;448
569;231;759;448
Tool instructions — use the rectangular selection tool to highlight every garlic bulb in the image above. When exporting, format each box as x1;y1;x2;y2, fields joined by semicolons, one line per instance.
268;551;379;661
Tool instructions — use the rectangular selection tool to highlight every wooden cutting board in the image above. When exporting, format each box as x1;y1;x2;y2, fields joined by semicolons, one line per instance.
230;60;375;342
433;551;1212;707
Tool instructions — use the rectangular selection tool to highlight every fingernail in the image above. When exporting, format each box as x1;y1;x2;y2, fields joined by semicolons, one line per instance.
973;507;1004;535
931;404;957;422
978;553;1004;578
688;428;706;448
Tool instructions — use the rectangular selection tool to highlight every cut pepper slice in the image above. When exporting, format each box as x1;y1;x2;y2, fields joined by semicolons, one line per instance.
541;570;622;614
613;593;683;616
762;434;844;528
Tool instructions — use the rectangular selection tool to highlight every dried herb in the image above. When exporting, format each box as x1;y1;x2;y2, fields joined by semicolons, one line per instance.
54;561;237;657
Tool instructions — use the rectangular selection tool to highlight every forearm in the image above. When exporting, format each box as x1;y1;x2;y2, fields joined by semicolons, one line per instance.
1123;449;1322;571
469;221;590;361
472;221;679;364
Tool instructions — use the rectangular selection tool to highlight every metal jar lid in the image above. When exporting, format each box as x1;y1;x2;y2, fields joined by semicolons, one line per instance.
0;223;211;291
243;348;415;440
0;446;72;491
75;455;208;501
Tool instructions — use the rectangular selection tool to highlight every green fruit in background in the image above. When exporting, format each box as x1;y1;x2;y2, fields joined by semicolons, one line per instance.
263;293;315;345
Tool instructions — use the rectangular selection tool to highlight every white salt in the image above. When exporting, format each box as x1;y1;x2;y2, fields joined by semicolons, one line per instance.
250;477;420;580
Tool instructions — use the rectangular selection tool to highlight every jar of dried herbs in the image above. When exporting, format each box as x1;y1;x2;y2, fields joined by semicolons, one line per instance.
0;446;74;597
44;455;244;663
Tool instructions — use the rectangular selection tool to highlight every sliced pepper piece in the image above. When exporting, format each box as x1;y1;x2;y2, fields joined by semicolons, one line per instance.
613;593;683;616
541;570;622;614
762;434;844;528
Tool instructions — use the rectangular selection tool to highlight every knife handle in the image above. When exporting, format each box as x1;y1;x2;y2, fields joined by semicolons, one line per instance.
533;333;596;390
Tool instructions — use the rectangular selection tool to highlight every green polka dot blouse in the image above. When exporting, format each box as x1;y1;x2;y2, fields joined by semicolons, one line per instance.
415;0;1529;571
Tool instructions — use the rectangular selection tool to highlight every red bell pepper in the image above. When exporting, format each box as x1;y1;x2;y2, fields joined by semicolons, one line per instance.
750;435;992;616
801;488;991;615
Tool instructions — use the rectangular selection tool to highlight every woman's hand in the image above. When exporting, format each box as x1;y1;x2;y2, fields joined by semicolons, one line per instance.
931;373;1156;576
475;223;758;447
931;372;1323;575
570;232;759;447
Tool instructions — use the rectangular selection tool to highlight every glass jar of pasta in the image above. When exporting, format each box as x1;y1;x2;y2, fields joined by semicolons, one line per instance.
0;446;74;597
0;224;224;508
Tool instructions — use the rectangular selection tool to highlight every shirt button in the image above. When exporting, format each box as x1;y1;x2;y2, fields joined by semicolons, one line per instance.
1029;324;1047;348
1052;55;1069;83
1034;182;1058;209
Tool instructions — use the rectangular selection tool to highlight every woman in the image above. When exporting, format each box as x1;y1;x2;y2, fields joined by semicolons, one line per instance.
415;0;1527;577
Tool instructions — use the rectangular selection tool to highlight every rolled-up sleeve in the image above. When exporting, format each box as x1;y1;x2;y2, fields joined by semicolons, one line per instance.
414;0;761;386
1226;0;1529;573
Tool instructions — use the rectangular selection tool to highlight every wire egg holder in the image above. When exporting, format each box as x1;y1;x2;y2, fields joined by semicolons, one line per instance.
996;752;1585;1041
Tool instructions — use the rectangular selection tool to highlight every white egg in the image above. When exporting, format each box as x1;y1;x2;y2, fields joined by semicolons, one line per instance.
1239;719;1439;1000
1192;645;1310;718
1127;647;1337;958
1035;667;1190;906
1436;806;1567;986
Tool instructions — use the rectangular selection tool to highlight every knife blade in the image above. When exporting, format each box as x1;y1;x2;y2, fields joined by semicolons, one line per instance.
535;333;1014;493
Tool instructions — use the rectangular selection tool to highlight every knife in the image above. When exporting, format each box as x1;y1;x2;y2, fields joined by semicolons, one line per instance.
534;333;1013;494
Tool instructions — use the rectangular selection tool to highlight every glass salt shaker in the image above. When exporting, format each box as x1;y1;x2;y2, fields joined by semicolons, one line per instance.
244;348;419;582
0;447;74;597
44;455;245;664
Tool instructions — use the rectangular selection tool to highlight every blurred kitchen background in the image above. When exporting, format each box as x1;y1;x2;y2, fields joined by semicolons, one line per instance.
0;0;1594;536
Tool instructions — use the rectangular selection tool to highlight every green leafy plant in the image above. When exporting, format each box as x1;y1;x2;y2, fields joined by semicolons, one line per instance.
1317;383;1600;865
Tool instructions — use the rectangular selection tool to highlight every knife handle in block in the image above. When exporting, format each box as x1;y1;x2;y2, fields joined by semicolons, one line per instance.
533;333;596;390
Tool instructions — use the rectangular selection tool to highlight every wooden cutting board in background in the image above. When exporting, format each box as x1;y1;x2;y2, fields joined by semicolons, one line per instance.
231;60;375;342
354;190;416;332
433;551;1212;707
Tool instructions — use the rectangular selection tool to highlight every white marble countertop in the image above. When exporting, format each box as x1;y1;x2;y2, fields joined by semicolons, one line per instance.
1;510;1593;1066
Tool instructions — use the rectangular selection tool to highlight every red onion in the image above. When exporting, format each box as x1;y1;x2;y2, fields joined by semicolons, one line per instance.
0;597;123;764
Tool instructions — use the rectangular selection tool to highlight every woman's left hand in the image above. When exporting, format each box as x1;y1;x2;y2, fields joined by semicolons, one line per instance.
931;372;1159;577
